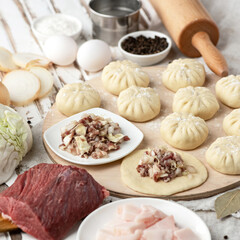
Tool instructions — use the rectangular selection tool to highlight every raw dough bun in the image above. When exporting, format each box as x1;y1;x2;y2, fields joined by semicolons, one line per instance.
160;112;208;150
117;86;161;122
162;58;205;92
215;75;240;108
206;136;240;174
173;86;219;120
56;83;101;116
101;60;150;95
121;149;208;195
223;109;240;136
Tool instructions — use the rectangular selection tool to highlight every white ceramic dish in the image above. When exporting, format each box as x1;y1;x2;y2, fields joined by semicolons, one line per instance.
77;197;211;240
44;108;143;165
32;13;82;42
118;30;172;66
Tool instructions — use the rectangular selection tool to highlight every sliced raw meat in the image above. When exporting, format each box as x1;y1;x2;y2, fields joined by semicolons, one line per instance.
111;221;145;236
135;205;167;227
141;229;173;240
147;216;176;231
0;163;109;240
174;228;200;240
96;204;200;240
96;229;142;240
117;204;141;221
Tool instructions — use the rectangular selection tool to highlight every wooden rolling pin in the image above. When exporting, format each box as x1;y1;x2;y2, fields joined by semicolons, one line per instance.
0;214;18;232
150;0;228;77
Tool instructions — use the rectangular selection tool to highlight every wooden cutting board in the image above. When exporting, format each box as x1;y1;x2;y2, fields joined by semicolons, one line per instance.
42;65;240;200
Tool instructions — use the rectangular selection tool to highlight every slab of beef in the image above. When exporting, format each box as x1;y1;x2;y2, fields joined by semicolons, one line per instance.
0;163;109;240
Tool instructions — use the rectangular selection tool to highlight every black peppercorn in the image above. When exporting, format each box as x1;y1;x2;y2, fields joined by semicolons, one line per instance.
121;35;168;55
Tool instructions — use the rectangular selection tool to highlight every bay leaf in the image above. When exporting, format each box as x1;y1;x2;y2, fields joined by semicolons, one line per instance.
215;189;240;219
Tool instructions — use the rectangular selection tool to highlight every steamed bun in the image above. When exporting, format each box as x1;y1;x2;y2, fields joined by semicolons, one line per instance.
162;58;205;92
117;86;161;122
173;86;219;120
101;60;150;95
160;112;208;150
56;83;101;116
215;75;240;108
206;136;240;174
223;109;240;136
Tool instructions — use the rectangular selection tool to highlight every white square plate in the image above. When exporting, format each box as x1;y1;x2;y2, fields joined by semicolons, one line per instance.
77;198;211;240
43;108;143;165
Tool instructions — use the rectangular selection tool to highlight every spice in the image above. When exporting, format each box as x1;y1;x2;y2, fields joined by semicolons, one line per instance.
121;35;168;55
136;148;196;182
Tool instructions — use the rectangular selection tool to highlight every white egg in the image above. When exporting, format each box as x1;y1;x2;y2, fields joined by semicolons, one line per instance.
77;40;111;72
43;35;78;66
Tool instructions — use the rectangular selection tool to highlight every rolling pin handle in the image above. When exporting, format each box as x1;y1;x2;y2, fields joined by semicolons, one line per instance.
192;31;228;77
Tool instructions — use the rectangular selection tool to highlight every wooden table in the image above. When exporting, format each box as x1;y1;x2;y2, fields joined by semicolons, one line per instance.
0;0;240;239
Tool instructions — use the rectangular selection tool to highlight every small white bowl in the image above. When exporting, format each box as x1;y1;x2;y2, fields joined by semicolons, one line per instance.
32;13;82;42
118;30;172;66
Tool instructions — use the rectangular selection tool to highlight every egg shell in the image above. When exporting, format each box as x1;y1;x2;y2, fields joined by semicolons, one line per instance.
77;40;111;72
43;35;78;66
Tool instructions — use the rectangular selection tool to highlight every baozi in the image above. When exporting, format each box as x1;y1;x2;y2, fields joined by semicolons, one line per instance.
160;112;208;150
206;136;240;174
117;86;160;122
102;60;150;96
223;109;240;136
56;83;101;117
162;58;205;92
172;86;219;120
215;75;240;108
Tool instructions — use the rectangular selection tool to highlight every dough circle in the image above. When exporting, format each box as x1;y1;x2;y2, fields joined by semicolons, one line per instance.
117;86;161;122
173;86;219;120
160;112;208;150
215;75;240;108
56;83;101;116
101;60;150;95
121;149;208;196
162;58;205;92
223;109;240;136
206;136;240;174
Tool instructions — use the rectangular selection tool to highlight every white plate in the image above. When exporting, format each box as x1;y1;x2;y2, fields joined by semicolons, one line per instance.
77;198;211;240
43;108;143;165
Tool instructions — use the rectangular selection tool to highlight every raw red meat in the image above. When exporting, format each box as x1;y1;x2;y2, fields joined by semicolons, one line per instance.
0;163;109;240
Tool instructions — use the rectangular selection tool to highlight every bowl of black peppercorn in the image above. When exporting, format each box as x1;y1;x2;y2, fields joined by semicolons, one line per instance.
118;30;172;66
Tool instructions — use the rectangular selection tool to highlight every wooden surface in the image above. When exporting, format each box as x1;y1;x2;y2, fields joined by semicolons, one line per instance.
43;65;240;200
0;0;239;239
0;216;18;233
149;0;228;77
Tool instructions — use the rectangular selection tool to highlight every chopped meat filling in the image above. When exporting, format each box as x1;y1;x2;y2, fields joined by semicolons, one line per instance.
136;148;196;182
59;114;130;159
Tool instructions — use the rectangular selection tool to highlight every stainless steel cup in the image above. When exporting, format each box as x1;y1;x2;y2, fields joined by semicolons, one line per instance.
89;0;141;46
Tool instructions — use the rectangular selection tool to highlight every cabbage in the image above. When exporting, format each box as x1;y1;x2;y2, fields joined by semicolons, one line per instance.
0;104;32;184
107;133;124;143
0;135;19;184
